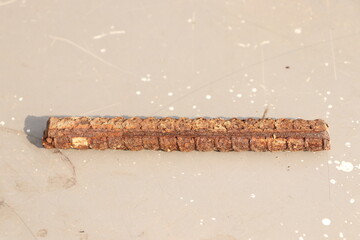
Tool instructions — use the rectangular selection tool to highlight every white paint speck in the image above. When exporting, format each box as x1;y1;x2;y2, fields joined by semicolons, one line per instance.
11;117;15;121
135;91;141;95
190;199;194;203
109;30;126;35
250;193;256;198
192;105;197;109
324;62;329;67
211;217;216;221
322;218;331;226
26;129;30;133
294;28;302;34
168;92;173;96
0;121;5;126
93;30;126;40
306;77;311;82
141;75;151;82
100;48;106;53
186;86;191;89
18;97;23;101
337;161;354;172
343;61;351;64
237;42;251;48
299;237;304;240
163;75;167;79
339;97;344;100
205;95;212;100
330;179;336;184
345;142;351;148
93;33;106;39
326;91;331;95
250;100;255;104
328;105;333;109
339;232;344;238
260;40;270;45
350;198;355;204
323;234;328;238
227;26;233;30
251;88;257;93
169;106;174;111
229;89;234;93
236;93;242;98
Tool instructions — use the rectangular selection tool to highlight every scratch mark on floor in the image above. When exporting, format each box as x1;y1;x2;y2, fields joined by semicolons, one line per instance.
260;45;268;107
0;201;37;240
327;159;331;200
52;149;77;188
260;46;265;88
0;0;17;7
47;35;138;77
81;102;122;115
0;126;26;135
329;31;338;81
151;31;359;115
191;9;196;76
261;105;269;119
0;126;41;140
326;0;335;201
326;0;338;84
243;17;293;43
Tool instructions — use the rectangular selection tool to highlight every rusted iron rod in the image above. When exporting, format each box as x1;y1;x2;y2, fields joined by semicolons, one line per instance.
42;117;330;152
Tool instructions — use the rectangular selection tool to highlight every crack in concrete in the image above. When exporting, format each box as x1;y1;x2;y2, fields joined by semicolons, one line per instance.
0;201;37;240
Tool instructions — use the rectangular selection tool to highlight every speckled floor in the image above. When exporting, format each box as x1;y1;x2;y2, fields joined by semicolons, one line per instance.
0;0;359;239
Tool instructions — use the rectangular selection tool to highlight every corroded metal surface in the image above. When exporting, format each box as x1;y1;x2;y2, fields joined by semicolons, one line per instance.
43;117;330;152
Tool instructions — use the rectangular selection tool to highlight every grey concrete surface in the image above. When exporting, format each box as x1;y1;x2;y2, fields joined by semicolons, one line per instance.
0;0;360;239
